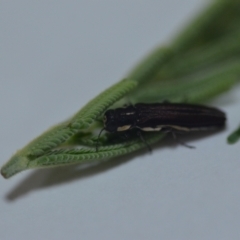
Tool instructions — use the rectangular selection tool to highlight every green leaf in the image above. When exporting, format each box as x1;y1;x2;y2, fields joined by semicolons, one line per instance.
228;126;240;144
2;0;240;178
1;79;137;178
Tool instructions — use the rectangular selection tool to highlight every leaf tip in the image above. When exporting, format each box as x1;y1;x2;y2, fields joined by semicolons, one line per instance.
1;154;30;179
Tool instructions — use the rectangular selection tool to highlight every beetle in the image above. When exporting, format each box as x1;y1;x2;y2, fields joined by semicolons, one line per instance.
97;102;226;150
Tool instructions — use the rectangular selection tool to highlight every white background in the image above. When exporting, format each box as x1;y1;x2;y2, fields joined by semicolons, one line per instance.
1;1;240;240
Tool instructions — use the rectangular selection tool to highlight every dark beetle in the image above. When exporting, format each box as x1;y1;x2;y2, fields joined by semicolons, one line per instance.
103;103;226;133
97;102;226;150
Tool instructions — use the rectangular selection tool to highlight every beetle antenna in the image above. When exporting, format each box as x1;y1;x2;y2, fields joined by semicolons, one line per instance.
96;127;105;152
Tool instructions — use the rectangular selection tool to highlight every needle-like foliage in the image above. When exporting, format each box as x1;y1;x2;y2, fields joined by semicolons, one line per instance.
1;0;240;178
